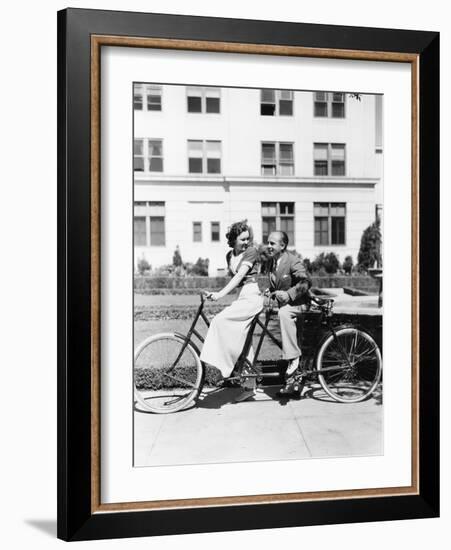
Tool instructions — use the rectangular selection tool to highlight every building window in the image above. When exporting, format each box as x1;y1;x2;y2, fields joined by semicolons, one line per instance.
133;84;162;111
211;222;220;242
314;203;346;246
314;91;345;118
133;201;166;246
134;140;144;171
260;89;293;116
149;202;165;245
134;139;163;172
261;142;294;176
193;222;202;242
314;143;345;176
261;202;295;244
134;216;147;246
188;140;221;174
187;87;221;113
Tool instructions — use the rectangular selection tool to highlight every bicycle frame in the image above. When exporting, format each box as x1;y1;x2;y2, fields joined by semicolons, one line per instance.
236;298;357;381
171;293;356;383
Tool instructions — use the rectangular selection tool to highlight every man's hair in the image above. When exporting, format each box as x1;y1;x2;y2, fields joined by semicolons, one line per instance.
270;230;289;250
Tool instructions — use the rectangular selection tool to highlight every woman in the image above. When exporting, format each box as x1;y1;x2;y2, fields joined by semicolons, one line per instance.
200;220;264;383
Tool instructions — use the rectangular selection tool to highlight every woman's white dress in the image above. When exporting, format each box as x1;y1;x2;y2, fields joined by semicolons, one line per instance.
200;247;264;378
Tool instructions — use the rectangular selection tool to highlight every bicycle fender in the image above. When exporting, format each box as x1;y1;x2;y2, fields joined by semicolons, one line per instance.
314;324;379;362
173;332;201;357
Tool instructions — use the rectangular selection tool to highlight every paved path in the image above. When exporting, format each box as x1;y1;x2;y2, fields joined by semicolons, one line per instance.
134;385;383;467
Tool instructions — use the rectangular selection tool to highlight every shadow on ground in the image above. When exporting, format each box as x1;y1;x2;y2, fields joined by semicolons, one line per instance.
25;519;57;538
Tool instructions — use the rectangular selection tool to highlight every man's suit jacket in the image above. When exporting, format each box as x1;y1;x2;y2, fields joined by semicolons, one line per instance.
269;251;311;305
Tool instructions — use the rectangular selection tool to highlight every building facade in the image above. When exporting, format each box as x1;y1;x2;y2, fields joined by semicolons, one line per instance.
134;84;383;275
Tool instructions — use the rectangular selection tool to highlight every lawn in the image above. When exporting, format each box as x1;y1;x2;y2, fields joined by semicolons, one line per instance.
134;317;282;362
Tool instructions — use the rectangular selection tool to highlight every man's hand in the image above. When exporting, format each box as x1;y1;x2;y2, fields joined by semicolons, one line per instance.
207;292;221;302
274;290;290;305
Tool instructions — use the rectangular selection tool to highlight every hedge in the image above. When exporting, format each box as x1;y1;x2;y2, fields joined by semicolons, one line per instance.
134;275;380;294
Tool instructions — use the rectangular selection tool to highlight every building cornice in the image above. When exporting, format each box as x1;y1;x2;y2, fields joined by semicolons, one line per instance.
134;175;380;187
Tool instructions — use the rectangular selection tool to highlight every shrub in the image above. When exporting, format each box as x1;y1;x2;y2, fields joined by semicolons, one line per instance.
324;252;340;274
343;255;354;275
137;257;151;275
358;221;382;271
290;249;303;260
135;365;223;389
187;257;209;276
310;254;323;273
311;252;340;274
302;258;312;274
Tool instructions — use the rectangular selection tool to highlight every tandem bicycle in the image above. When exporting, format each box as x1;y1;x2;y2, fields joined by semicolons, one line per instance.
134;291;382;413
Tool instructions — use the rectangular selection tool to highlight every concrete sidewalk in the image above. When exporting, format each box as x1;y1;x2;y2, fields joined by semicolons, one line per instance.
134;385;383;467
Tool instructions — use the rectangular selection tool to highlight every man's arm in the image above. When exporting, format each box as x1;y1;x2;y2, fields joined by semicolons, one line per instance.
286;256;311;303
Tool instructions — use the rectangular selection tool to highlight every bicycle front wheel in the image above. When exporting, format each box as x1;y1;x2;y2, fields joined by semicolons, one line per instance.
134;333;204;413
315;326;382;403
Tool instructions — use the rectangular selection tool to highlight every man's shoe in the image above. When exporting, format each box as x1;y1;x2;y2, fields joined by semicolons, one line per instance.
286;356;300;377
276;381;302;399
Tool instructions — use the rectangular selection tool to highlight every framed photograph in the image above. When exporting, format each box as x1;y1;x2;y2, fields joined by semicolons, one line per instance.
57;8;439;541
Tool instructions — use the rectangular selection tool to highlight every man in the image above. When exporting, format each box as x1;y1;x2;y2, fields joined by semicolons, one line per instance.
266;231;311;396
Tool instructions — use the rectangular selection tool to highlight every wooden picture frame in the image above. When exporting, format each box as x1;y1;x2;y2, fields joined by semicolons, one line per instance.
57;8;439;541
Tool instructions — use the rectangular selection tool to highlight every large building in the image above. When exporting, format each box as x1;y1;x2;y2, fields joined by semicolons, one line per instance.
134;84;383;275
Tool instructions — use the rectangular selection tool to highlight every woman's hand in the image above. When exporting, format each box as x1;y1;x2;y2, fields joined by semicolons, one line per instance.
206;292;221;301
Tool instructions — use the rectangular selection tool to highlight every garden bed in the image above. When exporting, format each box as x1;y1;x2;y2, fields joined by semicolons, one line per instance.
134;275;380;295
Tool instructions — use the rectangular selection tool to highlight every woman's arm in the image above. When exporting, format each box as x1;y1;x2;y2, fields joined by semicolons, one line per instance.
208;264;250;301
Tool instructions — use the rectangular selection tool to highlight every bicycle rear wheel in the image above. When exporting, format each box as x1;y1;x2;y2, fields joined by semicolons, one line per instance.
134;333;204;413
315;326;382;403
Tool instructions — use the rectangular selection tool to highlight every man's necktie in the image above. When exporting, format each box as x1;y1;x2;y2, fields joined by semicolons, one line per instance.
270;260;277;287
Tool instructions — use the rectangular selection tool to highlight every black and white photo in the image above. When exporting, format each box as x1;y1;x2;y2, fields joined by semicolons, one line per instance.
133;83;384;467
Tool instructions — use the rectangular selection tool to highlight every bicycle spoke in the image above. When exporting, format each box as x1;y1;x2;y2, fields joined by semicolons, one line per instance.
163;394;192;406
353;345;378;362
162;372;198;388
316;328;382;403
349;330;358;362
134;334;203;413
354;333;370;356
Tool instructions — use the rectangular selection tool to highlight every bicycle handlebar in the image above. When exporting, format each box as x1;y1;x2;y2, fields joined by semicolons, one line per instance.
200;290;213;303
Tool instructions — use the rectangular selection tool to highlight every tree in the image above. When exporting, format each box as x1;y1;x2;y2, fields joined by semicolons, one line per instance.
172;245;183;267
357;221;382;270
137;257;151;275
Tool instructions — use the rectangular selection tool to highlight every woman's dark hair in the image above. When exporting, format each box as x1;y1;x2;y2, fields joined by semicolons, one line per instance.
226;219;253;248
